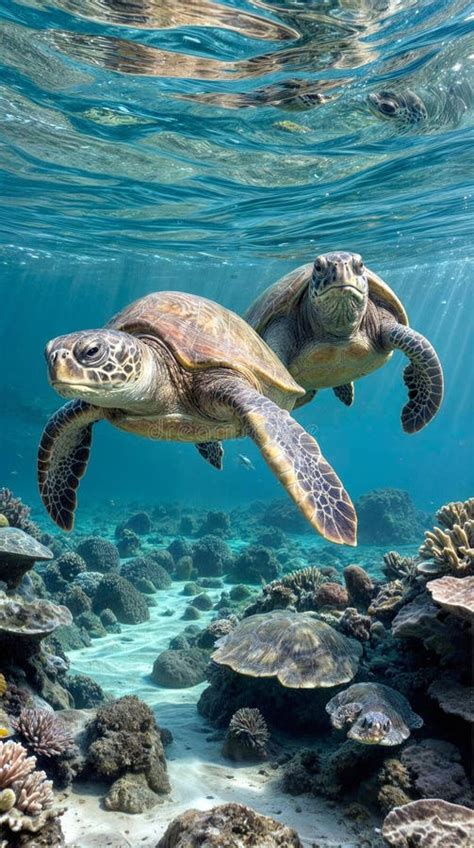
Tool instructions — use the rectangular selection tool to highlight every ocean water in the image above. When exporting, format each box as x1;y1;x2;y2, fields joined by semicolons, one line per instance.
0;0;473;844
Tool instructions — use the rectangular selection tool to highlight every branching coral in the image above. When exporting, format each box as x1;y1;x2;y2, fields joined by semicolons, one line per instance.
419;497;474;576
383;552;418;582
0;740;57;837
244;567;329;615
0;490;40;540
222;708;269;761
12;709;73;759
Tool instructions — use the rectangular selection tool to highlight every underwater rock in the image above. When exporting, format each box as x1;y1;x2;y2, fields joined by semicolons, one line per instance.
151;648;209;688
118;511;152;536
400;738;473;806
182;605;201;620
222;707;269;762
190;593;213;611
192;535;234;577
314;581;348;609
261;499;310;534
105;771;161;813
428;676;474;723
427;574;474;622
65;675;104;710
168;538;193;563
147;549;175;575
55;552;87;583
230;545;280;584
86;695;170;797
178;515;197;536
156;802;303;847
253;526;287;549
75;611;107;639
418;497;474;576
229;584;252;602
212;610;362;688
92;573;149;624
120;556;172;592
355;488;426;545
99;608;121;633
182;582;199;596
326;683;423;746
197;510;231;538
196;617;238;650
61;585;91;616
382;799;474;848
75;537;119;573
116;528;141;558
343;565;374;609
48;623;90;653
175;556;193;580
0;529;53;592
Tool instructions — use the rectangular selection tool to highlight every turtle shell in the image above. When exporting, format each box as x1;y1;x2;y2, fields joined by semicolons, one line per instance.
245;262;408;333
107;291;303;398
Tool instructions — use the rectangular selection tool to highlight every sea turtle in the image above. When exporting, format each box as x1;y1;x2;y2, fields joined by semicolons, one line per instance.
367;79;472;129
211;610;362;688
244;251;443;433
326;682;423;745
0;528;53;591
38;291;356;544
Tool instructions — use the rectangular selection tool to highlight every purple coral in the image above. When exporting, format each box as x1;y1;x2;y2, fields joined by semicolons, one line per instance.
0;488;40;539
12;709;73;758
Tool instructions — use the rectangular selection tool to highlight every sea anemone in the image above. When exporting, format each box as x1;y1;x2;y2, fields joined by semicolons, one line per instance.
11;709;73;759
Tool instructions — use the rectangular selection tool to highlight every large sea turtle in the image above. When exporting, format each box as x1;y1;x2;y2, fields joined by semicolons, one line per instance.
244;251;443;433
368;79;472;129
37;291;356;544
326;682;423;745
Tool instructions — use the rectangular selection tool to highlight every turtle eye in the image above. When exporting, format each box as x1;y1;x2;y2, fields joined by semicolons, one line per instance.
380;100;397;115
75;339;107;366
313;256;327;275
352;255;364;274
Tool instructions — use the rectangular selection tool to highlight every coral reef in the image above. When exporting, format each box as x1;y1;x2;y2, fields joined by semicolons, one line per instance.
86;696;170;811
230;545;280;584
116;527;141;557
382;799;474;848
92;574;149;624
117;511;152;536
382;551;417;581
428;676;474;722
197;511;231;538
120;556;172;592
65;676;104;710
168;538;192;563
192;536;233;577
151;648;209;688
400;739;473;806
0;740;60;841
175;556;193;580
12;709;73;759
75;537;119;573
355;488;426;545
222;707;269;761
418;497;474;575
0;530;53;591
156;803;303;847
244;566;329;615
427;574;474;622
261;499;310;533
343;565;374;609
55;553;86;583
0;489;41;540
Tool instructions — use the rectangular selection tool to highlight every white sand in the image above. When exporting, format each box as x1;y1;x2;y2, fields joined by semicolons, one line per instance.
62;582;368;846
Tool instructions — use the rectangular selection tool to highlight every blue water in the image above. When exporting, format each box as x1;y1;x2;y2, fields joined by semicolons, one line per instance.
0;0;473;524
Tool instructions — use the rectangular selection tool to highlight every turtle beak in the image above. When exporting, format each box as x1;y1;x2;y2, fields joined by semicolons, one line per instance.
45;339;76;387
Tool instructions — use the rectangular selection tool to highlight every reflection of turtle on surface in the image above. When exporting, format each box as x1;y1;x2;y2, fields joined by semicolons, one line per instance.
326;682;423;745
212;610;362;688
38;292;356;545
368;78;473;129
177;79;335;112
244;251;443;434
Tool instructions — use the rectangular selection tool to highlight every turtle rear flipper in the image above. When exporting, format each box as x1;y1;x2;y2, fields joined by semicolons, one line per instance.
196;441;224;470
333;383;354;406
222;384;357;546
38;399;104;531
382;323;444;433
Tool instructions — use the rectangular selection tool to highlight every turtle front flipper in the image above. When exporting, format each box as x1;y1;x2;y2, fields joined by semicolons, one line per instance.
38;399;104;531
224;384;357;546
333;383;354;407
195;441;224;470
382;323;444;433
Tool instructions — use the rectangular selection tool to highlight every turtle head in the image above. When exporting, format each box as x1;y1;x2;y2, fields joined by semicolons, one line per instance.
368;90;428;126
349;710;392;745
309;251;369;336
45;329;157;409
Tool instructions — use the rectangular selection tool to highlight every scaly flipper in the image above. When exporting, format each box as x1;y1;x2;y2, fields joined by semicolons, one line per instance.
382;323;444;433
223;384;357;545
333;383;354;407
196;441;224;470
294;389;318;410
38;399;104;531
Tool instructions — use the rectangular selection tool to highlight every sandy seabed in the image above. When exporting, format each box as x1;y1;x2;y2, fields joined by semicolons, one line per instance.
62;582;367;847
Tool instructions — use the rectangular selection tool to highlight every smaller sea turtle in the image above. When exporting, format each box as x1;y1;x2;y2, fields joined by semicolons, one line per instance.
326;682;423;745
38;292;356;544
244;251;443;433
368;79;472;129
212;610;362;688
178;79;333;112
0;528;53;591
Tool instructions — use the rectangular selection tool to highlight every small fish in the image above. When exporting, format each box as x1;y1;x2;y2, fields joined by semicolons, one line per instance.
237;454;255;471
